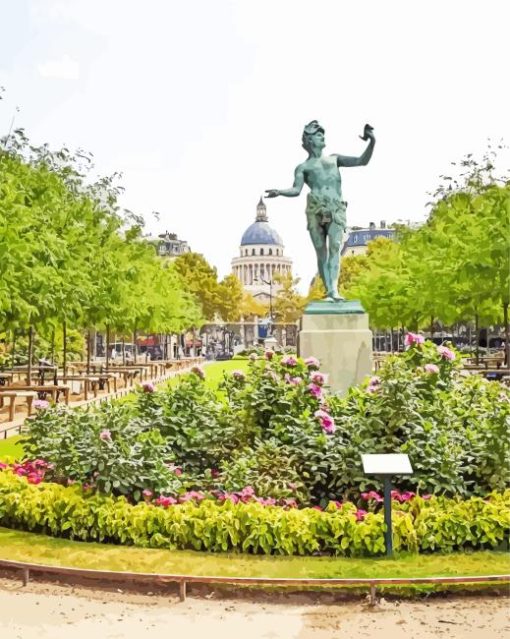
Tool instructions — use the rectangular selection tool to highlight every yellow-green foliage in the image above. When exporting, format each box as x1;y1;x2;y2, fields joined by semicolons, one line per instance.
0;472;508;557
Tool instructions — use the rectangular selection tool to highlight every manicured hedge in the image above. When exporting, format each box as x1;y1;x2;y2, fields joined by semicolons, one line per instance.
1;472;508;557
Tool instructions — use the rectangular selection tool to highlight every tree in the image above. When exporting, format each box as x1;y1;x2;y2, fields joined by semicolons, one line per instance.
272;273;306;323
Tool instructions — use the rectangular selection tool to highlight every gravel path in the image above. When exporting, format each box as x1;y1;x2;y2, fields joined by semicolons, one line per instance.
0;579;508;638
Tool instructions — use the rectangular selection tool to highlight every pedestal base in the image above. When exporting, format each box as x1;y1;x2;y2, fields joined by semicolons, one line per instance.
298;300;373;394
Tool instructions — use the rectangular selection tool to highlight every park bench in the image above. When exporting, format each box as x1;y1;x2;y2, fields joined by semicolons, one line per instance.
0;390;38;422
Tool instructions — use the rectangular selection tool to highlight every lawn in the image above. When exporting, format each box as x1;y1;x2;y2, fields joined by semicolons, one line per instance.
0;527;508;585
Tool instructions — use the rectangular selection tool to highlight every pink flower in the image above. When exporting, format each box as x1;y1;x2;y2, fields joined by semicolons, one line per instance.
330;500;343;509
355;509;367;522
422;494;432;500
362;490;384;503
281;355;297;367
191;365;205;379
424;363;440;374
142;489;153;499
307;383;322;399
155;495;177;507
142;381;155;393
282;498;298;508
314;409;335;434
264;350;274;360
287;482;297;491
312;505;323;511
257;497;276;506
405;332;425;347
290;376;303;386
33;399;50;410
27;473;42;484
305;356;320;370
369;376;381;386
437;345;456;361
173;466;183;476
310;371;327;386
391;489;401;501
232;369;246;381
400;491;416;502
210;468;220;479
99;429;112;442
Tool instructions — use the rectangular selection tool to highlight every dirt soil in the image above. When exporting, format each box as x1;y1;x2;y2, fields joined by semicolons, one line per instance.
0;578;509;638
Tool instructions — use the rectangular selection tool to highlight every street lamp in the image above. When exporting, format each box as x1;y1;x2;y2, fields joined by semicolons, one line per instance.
254;276;273;336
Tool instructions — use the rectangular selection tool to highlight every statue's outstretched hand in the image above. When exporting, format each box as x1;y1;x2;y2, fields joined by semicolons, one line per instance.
359;124;375;142
265;189;280;198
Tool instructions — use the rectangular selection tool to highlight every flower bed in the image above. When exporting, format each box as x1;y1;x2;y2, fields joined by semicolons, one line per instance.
0;471;508;556
15;339;510;510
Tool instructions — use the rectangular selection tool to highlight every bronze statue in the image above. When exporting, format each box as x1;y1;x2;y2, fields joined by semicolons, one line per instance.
266;122;375;301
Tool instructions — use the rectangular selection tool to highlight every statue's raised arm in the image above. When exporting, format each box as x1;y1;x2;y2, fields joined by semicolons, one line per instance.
335;124;376;167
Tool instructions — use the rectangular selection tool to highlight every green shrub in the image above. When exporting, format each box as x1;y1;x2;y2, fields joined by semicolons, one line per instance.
0;472;508;556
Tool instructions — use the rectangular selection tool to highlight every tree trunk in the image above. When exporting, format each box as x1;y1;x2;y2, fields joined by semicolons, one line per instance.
133;328;137;363
63;321;68;378
504;302;509;369
106;325;110;373
27;325;34;385
86;329;91;375
475;314;479;365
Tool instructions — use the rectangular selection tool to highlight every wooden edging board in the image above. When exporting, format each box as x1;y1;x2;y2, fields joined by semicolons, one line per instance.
0;558;508;605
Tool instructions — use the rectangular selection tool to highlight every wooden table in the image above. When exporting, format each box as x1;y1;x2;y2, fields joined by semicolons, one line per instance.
0;390;38;421
9;385;70;404
0;373;14;387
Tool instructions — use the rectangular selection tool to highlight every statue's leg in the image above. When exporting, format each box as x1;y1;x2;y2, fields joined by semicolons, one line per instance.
308;224;330;295
326;221;344;300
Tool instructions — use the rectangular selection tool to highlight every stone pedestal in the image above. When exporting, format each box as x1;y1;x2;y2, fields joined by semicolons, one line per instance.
298;300;373;395
264;336;278;350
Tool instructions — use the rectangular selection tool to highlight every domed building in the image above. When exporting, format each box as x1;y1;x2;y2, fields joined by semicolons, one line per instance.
231;197;293;302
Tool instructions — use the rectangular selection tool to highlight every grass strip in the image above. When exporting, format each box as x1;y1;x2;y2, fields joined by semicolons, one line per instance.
0;527;508;582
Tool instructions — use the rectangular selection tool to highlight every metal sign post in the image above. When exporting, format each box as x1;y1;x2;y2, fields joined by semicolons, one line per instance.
361;454;414;557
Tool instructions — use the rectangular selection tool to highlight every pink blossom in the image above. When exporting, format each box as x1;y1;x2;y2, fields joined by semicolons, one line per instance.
307;383;322;399
424;363;440;374
0;462;8;470
330;500;343;509
67;478;76;485
154;495;177;507
400;491;416;502
287;482;297;491
290;376;303;386
312;505;323;511
210;468;220;479
405;332;425;347
191;365;205;379
282;498;298;508
27;473;42;484
362;490;384;503
369;376;381;386
99;429;112;442
142;489;153;499
232;369;246;381
173;466;183;476
142;381;155;393
310;371;327;386
437;345;456;361
281;355;297;367
33;399;50;410
257;497;276;506
314;409;335;434
264;350;274;360
305;356;320;370
421;494;432;500
355;509;368;522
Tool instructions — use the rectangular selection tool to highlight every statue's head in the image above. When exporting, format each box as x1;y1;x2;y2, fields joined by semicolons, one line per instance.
302;120;325;153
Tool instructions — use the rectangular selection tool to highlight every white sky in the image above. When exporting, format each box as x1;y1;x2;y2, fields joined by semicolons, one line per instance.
1;0;509;291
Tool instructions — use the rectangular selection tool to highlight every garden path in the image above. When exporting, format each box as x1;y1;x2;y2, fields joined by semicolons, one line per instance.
0;579;508;638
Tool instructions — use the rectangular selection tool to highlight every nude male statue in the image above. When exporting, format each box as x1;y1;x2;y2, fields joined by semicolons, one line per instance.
266;121;375;301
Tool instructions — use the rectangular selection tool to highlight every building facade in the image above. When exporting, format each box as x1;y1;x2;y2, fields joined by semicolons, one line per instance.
148;231;191;259
340;221;395;257
231;198;292;302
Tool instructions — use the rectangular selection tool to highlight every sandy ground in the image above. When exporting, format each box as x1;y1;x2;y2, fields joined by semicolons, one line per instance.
0;579;508;639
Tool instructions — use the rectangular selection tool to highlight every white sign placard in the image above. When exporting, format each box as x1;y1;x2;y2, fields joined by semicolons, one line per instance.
361;454;413;476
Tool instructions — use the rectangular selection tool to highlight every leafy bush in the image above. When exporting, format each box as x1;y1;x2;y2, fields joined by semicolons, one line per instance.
0;471;507;556
22;341;510;505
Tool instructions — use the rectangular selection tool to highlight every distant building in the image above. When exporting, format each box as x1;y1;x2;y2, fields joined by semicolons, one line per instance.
231;198;293;302
341;221;395;257
148;231;191;259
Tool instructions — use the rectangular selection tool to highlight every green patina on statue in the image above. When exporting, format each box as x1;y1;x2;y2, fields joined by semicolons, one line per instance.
266;121;375;301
